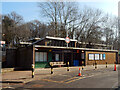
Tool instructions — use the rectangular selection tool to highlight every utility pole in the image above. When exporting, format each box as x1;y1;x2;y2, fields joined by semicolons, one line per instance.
65;23;68;47
118;2;120;63
67;30;68;47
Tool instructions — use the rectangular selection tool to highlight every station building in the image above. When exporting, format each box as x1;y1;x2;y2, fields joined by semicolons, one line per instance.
10;36;118;69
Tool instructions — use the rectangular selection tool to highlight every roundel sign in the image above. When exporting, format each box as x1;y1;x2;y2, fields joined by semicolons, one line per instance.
65;37;70;43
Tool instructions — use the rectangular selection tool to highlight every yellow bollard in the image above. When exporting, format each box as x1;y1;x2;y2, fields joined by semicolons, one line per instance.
95;61;97;69
82;66;84;70
67;62;69;71
51;63;53;74
106;62;107;68
32;64;35;78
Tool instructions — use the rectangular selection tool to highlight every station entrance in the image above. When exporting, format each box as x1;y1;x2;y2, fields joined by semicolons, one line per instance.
63;50;85;66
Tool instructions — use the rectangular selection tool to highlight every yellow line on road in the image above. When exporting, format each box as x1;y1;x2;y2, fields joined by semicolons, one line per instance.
41;76;85;84
41;79;63;83
62;76;78;82
65;77;84;84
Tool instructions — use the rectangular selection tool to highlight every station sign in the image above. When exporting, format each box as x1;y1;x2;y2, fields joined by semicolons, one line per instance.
65;37;70;43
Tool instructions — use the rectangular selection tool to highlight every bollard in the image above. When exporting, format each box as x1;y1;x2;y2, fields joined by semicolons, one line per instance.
67;61;69;71
95;62;97;69
106;62;107;68
51;63;53;74
32;64;35;78
82;65;84;70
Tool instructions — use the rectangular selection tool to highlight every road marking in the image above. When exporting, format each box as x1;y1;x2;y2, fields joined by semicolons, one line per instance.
62;76;78;82
87;75;94;77
41;71;113;84
41;76;85;84
41;79;63;83
65;77;85;84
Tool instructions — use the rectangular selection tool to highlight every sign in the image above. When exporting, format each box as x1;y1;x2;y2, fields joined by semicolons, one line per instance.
49;62;66;66
65;37;70;43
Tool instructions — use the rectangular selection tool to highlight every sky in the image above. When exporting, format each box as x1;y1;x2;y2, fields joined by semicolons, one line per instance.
1;0;119;23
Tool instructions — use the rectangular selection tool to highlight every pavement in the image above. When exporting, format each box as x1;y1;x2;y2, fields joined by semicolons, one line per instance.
1;64;119;89
2;68;14;73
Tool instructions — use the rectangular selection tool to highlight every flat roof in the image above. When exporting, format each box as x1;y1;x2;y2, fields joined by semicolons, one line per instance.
46;36;77;42
77;41;112;47
34;45;118;52
19;42;32;45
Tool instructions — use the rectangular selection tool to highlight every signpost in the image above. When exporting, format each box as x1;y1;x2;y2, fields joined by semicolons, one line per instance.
65;37;70;47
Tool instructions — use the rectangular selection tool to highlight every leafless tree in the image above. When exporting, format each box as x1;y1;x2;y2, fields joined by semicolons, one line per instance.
74;7;108;46
2;12;31;47
102;15;118;49
38;2;78;37
26;20;48;38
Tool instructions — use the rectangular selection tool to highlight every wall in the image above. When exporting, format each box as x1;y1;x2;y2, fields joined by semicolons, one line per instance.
16;46;33;69
86;51;116;65
3;49;17;68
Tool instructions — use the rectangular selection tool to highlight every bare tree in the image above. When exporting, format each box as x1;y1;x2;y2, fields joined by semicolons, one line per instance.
26;20;48;38
2;12;31;47
74;7;108;46
38;2;78;37
102;15;118;49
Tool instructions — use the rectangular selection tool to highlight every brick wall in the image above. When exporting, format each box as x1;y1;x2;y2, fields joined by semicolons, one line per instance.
85;51;116;65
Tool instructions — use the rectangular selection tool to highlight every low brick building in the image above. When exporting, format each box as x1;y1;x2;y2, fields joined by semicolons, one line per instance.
10;36;118;69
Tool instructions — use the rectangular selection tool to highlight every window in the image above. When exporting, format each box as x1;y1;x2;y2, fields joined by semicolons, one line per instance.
88;53;106;60
89;54;94;60
100;54;103;60
95;54;99;60
55;54;59;61
35;52;39;62
35;52;47;62
103;54;106;60
81;53;85;59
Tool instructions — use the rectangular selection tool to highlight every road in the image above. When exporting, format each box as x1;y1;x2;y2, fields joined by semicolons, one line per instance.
2;67;119;89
